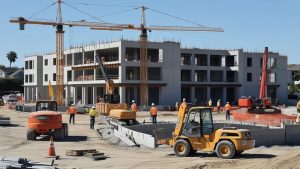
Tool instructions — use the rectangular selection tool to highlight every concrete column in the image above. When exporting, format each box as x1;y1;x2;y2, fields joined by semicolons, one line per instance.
24;87;27;102
223;70;227;82
31;87;34;101
73;86;77;104
27;87;29;102
191;86;195;104
93;86;97;104
82;87;86;105
36;87;39;101
223;87;227;105
207;87;211;102
119;87;125;103
65;86;69;106
222;55;226;67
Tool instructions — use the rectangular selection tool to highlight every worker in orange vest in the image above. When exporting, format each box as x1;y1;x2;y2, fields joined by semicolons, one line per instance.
67;103;77;124
150;103;158;124
131;100;138;113
225;102;231;121
180;98;187;109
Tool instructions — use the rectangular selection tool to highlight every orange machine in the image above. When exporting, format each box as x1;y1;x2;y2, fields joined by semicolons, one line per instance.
238;47;275;111
27;101;68;140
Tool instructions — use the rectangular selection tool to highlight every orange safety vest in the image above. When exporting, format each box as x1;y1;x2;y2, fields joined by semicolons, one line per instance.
150;106;158;116
131;103;138;112
225;104;231;111
68;106;77;114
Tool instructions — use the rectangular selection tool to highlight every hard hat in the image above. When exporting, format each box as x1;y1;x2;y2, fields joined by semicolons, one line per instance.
92;106;96;109
151;103;155;106
71;103;75;106
132;100;135;103
218;99;220;102
227;102;229;104
182;98;186;101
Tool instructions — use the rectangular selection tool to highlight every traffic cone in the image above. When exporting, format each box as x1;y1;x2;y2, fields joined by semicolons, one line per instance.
48;136;56;156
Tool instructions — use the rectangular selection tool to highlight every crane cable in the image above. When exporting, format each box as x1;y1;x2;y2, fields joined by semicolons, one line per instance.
28;1;58;19
62;1;106;23
64;1;137;8
83;7;139;21
147;7;207;27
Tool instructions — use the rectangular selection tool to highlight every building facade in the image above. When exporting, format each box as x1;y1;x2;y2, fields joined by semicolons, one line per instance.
24;40;288;106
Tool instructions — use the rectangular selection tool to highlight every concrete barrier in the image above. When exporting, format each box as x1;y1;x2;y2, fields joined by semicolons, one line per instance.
285;125;300;145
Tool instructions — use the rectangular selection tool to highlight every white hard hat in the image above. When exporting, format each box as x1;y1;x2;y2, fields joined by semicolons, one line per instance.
71;103;75;106
92;106;96;109
132;100;135;103
183;98;186;101
151;103;155;106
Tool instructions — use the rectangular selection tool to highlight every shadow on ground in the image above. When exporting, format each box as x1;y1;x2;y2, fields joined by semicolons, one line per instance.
167;152;276;159
37;136;88;142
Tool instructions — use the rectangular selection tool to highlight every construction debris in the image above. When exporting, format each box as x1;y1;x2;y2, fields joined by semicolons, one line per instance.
0;157;57;169
66;149;108;161
66;149;97;156
0;115;10;126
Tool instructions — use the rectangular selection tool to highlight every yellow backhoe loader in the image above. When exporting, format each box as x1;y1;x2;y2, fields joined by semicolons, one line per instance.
158;104;254;159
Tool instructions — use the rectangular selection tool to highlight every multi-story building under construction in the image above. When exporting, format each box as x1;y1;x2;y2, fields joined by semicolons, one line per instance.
23;40;288;106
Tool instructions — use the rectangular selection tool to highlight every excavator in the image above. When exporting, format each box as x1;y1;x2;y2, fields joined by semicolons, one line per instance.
94;55;137;125
156;104;254;159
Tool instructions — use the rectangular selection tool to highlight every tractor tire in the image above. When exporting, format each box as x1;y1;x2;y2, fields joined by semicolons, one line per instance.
216;140;236;159
174;139;191;157
62;123;68;137
27;129;36;140
53;127;65;140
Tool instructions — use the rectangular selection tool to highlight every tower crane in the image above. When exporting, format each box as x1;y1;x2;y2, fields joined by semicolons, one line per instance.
92;6;224;105
9;0;133;105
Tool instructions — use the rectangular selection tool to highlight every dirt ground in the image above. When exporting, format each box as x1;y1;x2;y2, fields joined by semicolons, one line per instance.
1;107;300;169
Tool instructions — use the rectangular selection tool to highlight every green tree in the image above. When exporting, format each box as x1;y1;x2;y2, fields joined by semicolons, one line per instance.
6;51;17;67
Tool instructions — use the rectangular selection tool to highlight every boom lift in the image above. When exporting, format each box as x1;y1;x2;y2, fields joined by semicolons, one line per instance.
156;104;254;159
238;47;279;113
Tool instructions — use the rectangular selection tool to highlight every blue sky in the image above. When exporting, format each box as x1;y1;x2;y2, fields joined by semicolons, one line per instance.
1;0;299;67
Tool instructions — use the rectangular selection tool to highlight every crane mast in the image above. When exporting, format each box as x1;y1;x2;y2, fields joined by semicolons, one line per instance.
140;6;148;106
56;0;65;105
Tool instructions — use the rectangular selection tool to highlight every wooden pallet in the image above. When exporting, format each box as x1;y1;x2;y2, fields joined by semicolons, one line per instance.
66;149;97;156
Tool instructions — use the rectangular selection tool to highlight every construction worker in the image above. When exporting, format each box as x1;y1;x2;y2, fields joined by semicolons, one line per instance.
208;99;212;107
67;103;77;124
131;100;138;113
150;103;158;124
225;102;231;121
180;98;187;109
175;102;179;111
217;99;221;112
296;100;300;123
89;106;98;129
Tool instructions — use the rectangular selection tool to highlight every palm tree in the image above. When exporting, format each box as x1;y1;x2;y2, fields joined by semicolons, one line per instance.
6;51;17;67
